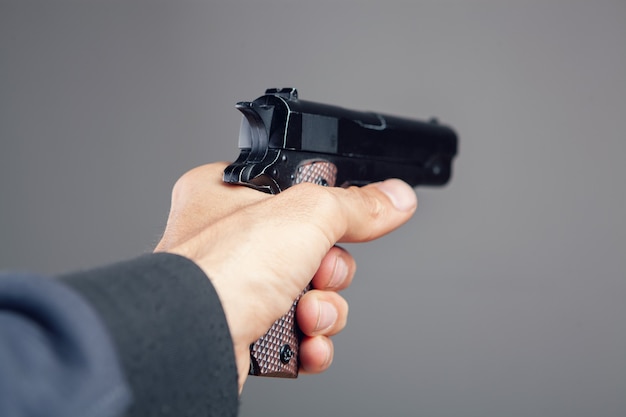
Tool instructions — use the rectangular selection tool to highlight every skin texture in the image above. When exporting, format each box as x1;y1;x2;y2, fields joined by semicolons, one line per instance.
154;162;417;392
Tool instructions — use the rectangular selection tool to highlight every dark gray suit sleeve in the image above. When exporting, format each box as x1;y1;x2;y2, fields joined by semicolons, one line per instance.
59;253;239;417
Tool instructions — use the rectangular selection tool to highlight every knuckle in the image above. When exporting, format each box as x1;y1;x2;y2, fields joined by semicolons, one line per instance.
348;186;386;221
172;163;225;201
171;168;197;201
283;183;344;242
290;183;342;216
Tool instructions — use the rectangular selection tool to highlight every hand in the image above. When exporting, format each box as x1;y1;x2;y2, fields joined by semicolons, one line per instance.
154;162;417;391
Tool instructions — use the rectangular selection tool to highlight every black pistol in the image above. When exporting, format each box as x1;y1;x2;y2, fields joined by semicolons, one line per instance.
224;88;458;378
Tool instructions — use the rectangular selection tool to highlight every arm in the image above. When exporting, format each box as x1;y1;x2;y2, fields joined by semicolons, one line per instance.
0;254;239;417
59;253;239;417
0;160;417;415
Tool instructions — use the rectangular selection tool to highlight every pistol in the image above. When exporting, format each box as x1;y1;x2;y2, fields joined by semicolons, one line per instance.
224;88;458;378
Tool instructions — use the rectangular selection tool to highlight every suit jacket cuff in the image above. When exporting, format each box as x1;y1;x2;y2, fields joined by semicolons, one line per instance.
60;252;239;417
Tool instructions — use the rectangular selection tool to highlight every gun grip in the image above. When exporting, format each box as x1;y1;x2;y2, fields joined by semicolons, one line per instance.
247;160;338;378
249;284;310;377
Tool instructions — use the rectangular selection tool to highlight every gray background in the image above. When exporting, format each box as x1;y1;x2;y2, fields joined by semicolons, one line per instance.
1;1;625;416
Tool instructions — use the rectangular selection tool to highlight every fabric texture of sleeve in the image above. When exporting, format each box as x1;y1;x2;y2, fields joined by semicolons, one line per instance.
0;272;132;417
59;252;239;417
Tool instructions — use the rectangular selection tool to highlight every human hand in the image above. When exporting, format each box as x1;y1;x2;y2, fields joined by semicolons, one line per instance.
154;162;417;391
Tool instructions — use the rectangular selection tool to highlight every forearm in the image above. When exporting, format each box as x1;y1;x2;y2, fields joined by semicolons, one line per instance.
60;253;239;417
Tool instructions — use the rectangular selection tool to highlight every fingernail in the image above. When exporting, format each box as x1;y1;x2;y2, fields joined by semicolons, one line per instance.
316;301;338;332
327;255;348;289
374;179;417;212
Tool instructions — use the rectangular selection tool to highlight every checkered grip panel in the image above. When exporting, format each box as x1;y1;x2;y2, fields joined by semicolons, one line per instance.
249;160;337;377
294;160;338;187
249;285;309;377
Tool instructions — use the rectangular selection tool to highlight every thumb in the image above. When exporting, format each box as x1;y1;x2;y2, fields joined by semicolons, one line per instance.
341;179;418;242
279;178;417;245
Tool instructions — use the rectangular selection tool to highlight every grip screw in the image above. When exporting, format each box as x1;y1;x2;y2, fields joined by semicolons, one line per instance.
280;344;294;364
